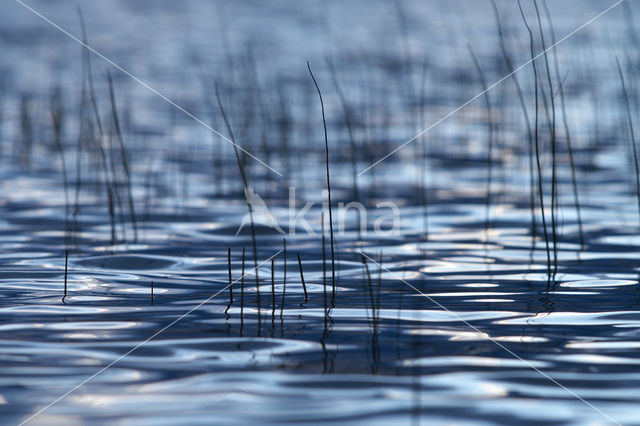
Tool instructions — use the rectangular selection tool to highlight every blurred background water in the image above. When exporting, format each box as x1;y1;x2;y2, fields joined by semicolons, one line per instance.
1;0;640;424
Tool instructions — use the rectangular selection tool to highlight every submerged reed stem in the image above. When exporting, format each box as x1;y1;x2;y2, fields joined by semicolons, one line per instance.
280;239;286;320
321;210;327;325
62;249;68;303
240;247;245;333
215;84;261;335
297;252;308;304
225;247;232;314
271;257;276;330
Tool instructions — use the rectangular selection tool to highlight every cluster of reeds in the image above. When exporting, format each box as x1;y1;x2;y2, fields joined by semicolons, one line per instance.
0;2;637;338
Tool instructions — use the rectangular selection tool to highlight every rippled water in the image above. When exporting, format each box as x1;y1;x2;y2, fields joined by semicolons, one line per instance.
2;1;640;425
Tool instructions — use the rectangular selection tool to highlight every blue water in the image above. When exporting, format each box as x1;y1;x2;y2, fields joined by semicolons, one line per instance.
1;0;640;424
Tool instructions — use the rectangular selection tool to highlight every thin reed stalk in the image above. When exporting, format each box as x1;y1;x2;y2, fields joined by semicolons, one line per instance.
542;0;584;251
240;247;245;334
215;84;261;335
491;0;536;242
297;252;308;305
321;210;328;329
62;249;68;303
361;253;378;373
533;0;559;276
271;258;276;331
225;247;232;315
326;58;360;203
107;72;138;243
51;88;69;220
78;8;117;244
616;57;640;221
280;239;286;320
518;0;552;276
308;63;336;304
468;45;494;248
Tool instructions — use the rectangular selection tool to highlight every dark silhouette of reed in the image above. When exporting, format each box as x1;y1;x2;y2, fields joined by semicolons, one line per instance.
280;239;286;320
215;83;261;335
225;247;232;315
518;0;552;276
361;253;379;374
18;93;32;168
326;58;360;203
394;0;414;109
107;72;138;243
78;8;117;244
616;56;640;221
62;250;68;303
51;88;69;220
199;75;225;196
321;210;328;329
491;0;536;243
308;63;336;305
533;0;559;276
418;62;429;240
542;0;584;251
297;252;308;305
240;247;245;335
467;45;494;249
271;257;276;332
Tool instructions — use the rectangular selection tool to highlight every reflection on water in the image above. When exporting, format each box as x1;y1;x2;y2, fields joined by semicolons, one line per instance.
1;0;640;424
